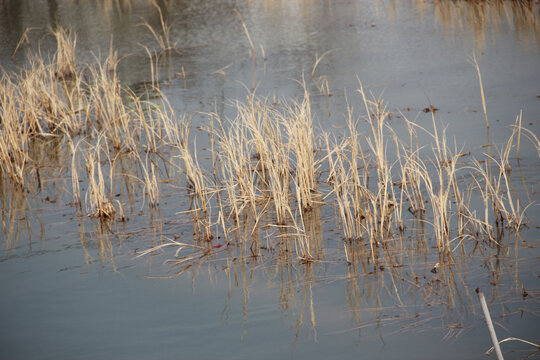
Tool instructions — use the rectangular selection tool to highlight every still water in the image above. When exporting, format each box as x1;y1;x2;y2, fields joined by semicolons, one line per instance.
1;1;539;359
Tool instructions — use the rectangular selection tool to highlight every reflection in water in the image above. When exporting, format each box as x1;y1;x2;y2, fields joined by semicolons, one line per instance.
94;220;117;270
381;0;539;53
0;180;31;253
0;136;69;255
416;0;540;51
133;192;532;343
0;1;539;358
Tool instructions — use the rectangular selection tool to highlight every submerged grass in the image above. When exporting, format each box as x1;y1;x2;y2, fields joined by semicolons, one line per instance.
0;4;538;356
0;17;537;355
0;25;538;272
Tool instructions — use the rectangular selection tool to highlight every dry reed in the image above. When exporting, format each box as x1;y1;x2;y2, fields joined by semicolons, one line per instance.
1;24;537;275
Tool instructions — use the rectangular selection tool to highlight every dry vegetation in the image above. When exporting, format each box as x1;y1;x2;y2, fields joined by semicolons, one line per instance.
0;22;537;274
0;3;538;357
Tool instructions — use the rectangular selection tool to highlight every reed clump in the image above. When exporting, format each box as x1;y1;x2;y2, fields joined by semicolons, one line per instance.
1;26;180;219
1;25;537;268
283;93;319;212
0;75;30;188
0;47;83;188
51;26;77;80
84;136;117;219
140;1;178;57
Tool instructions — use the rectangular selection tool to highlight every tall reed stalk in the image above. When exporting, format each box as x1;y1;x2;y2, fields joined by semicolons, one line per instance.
84;136;116;219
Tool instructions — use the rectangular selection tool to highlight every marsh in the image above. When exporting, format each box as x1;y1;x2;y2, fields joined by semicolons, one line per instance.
1;1;539;359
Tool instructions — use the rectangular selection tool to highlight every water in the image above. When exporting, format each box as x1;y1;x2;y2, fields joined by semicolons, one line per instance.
1;1;539;359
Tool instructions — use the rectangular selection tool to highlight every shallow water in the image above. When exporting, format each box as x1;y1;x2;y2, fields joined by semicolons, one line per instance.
1;1;539;359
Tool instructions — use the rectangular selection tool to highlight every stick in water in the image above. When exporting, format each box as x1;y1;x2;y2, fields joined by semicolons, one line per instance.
478;291;504;360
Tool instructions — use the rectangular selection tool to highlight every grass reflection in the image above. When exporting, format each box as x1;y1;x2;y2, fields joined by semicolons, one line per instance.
0;2;538;351
416;0;540;50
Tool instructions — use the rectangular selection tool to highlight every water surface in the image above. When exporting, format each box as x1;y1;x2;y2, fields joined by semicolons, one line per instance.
1;1;539;359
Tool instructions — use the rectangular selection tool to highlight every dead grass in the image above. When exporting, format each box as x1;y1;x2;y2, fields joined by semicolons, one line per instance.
84;135;117;219
1;25;537;267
